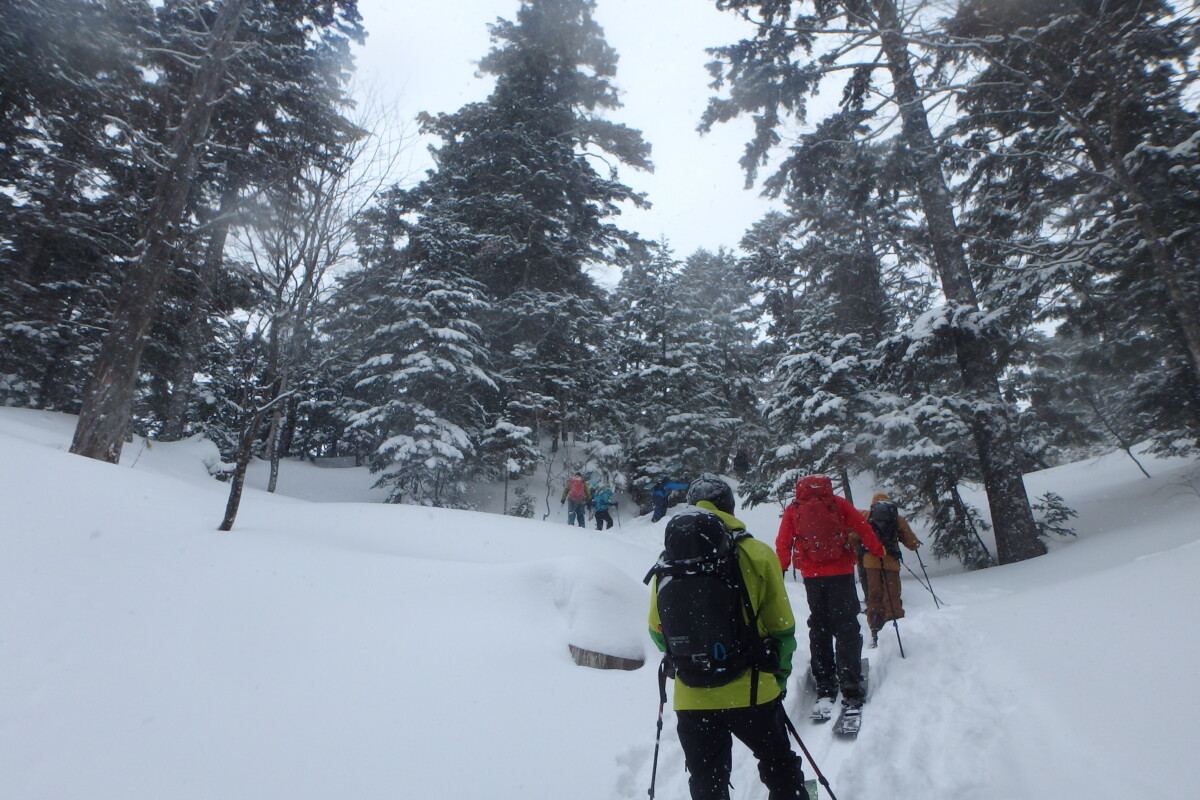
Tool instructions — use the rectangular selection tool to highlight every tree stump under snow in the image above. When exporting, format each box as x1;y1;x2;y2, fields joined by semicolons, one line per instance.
568;644;644;671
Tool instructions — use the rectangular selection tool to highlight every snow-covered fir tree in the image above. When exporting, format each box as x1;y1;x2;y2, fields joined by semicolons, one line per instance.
395;0;651;447
945;0;1200;453
334;212;498;507
704;0;1053;563
610;244;757;494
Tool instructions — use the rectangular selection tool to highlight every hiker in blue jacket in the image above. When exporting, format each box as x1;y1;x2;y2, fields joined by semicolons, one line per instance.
650;477;688;522
593;486;618;530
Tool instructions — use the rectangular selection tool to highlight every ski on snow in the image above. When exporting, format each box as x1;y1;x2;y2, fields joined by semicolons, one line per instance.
831;658;869;739
799;658;871;736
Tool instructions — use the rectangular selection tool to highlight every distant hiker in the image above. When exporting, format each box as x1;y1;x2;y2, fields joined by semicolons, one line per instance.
861;493;922;648
592;485;618;530
560;472;592;528
649;476;688;522
646;474;808;800
776;475;885;726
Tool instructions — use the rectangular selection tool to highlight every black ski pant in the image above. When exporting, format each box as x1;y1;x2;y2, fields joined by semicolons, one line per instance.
803;573;865;702
594;509;613;530
675;698;807;800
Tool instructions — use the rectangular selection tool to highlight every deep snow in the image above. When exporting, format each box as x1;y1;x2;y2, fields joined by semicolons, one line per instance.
2;407;1198;799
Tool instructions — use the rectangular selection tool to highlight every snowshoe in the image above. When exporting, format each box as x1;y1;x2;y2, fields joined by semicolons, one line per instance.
810;695;836;723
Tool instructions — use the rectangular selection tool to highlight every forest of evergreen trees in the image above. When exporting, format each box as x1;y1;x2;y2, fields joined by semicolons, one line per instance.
2;0;1197;566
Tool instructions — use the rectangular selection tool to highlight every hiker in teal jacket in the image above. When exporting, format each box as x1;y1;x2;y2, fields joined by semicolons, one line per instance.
592;486;617;530
647;474;807;800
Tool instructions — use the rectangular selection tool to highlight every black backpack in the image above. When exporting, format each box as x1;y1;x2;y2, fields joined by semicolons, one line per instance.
868;500;903;560
643;511;773;690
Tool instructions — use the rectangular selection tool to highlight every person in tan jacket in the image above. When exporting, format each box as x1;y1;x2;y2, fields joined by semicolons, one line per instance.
861;493;922;648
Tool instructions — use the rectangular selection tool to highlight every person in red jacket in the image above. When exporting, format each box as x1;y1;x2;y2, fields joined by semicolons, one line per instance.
776;475;885;722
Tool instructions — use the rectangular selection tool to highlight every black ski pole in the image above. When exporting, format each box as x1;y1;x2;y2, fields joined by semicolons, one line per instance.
913;548;944;609
880;566;906;658
900;560;937;603
783;710;839;800
648;659;668;799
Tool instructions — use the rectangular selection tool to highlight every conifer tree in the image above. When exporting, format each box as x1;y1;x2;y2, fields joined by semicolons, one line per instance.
743;129;927;507
0;0;153;409
397;0;651;446
20;0;368;463
705;0;1047;563
945;0;1200;449
69;0;253;463
330;207;499;507
610;244;757;492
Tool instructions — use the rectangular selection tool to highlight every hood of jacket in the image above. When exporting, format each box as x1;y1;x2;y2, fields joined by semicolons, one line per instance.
870;492;892;504
794;475;834;503
693;500;747;532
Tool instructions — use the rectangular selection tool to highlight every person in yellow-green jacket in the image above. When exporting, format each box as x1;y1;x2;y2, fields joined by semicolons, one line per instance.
646;474;808;800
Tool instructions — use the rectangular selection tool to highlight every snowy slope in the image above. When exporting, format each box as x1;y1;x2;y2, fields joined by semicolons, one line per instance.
2;407;1198;799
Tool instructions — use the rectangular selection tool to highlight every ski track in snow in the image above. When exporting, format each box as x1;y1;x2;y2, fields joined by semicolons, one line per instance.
815;606;1015;800
766;600;1012;800
618;589;1035;800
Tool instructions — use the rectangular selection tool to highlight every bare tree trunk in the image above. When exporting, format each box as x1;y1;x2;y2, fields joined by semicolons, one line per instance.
1078;384;1153;479
872;0;1044;565
265;361;291;493
839;469;854;506
160;305;207;441
162;192;238;440
219;406;267;531
70;0;249;463
950;485;997;566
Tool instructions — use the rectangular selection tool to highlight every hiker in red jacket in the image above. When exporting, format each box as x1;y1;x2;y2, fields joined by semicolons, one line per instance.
560;472;592;528
776;475;885;724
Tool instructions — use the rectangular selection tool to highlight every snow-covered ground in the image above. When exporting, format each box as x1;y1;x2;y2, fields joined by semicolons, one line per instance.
2;407;1198;799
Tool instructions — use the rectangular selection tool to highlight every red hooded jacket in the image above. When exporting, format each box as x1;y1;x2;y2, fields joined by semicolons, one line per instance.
776;476;885;578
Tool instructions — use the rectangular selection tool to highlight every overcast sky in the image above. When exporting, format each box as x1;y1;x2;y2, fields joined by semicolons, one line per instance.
350;0;800;260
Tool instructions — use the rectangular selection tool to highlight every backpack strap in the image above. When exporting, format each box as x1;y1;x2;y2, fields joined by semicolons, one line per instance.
729;541;764;706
